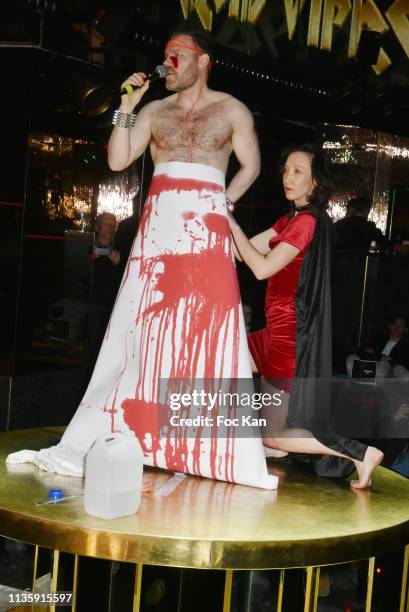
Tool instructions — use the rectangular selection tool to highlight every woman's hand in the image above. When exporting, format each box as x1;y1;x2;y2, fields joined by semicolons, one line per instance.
227;211;239;230
228;212;242;261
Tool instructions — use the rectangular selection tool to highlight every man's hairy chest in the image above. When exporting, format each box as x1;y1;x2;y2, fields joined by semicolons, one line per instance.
151;103;233;153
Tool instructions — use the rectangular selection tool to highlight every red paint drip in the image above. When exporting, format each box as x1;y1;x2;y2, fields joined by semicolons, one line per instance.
203;212;229;235
122;399;161;458
148;174;224;199
105;177;241;482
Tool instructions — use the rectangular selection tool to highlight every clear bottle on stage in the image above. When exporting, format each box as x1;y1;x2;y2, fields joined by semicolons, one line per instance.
84;432;144;519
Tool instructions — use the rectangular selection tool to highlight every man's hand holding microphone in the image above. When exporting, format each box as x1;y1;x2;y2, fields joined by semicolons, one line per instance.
119;72;151;112
111;65;167;129
118;65;167;111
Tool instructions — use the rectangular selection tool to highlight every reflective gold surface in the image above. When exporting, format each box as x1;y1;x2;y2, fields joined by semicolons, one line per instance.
0;428;409;569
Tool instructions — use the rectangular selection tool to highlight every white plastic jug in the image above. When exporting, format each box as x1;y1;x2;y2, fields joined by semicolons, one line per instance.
84;431;144;519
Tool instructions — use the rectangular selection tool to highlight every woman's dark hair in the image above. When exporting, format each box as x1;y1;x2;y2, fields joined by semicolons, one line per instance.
279;142;333;208
169;30;215;66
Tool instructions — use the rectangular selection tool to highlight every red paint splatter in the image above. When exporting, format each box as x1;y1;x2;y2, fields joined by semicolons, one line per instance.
182;211;196;221
169;55;178;68
105;173;241;482
142;249;239;310
148;174;224;199
203;212;229;235
122;399;161;459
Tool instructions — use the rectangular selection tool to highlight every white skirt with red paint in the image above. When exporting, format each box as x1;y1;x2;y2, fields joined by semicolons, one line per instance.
12;163;277;489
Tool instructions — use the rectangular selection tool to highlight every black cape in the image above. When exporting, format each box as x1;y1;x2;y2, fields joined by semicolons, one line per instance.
288;203;367;477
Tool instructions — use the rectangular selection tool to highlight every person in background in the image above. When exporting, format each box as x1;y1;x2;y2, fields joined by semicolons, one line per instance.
93;212;121;264
346;315;409;379
333;196;387;253
390;439;409;477
85;213;121;378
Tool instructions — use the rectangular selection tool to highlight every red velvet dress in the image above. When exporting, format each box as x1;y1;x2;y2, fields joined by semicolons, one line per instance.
248;212;316;387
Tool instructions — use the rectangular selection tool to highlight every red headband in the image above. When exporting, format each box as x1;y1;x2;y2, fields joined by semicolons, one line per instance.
165;37;205;56
165;37;212;69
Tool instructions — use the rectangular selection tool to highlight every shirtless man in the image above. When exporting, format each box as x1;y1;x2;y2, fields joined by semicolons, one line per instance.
2;35;276;491
108;31;260;204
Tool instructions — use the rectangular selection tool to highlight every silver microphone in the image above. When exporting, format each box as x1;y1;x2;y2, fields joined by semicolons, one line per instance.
120;65;168;95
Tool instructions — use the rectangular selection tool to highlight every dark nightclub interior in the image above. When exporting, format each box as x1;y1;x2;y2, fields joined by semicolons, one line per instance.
0;1;409;611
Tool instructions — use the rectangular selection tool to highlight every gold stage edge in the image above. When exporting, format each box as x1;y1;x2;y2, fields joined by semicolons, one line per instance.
0;428;408;570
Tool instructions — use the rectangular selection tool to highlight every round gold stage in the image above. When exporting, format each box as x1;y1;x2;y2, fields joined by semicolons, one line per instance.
1;427;409;570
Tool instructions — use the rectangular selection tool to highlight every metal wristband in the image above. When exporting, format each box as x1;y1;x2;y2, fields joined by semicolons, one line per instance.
226;197;235;213
112;110;137;128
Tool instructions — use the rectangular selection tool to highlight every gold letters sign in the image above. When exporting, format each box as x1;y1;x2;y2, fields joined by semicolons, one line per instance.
179;0;409;74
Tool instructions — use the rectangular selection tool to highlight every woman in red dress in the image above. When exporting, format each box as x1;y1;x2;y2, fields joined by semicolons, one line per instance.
229;143;383;489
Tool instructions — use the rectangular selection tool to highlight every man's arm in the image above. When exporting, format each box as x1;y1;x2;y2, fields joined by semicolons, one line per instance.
226;100;260;204
107;72;156;172
108;105;154;171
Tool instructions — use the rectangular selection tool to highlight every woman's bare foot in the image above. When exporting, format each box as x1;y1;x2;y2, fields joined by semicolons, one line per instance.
264;445;289;458
350;447;384;489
